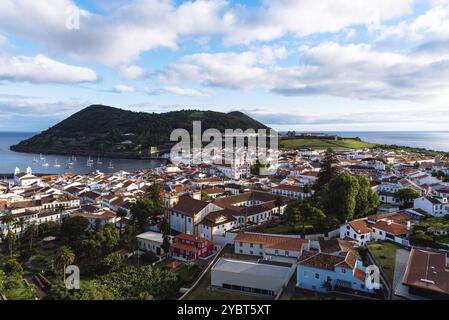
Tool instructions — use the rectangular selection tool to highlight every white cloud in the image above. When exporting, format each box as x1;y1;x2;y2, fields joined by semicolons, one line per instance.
0;53;98;84
113;84;136;93
271;42;449;101
164;86;210;97
160;45;286;90
0;0;416;69
119;65;148;80
377;4;449;41
161;42;449;102
222;0;415;45
0;0;226;68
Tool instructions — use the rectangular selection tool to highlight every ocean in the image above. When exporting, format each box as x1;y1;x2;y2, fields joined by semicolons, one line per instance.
0;131;448;176
277;131;449;152
324;131;449;152
0;132;164;176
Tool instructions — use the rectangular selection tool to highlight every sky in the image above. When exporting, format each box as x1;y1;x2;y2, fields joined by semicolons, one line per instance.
1;0;449;132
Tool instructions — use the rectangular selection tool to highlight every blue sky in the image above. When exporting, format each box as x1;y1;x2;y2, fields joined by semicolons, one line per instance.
1;0;449;132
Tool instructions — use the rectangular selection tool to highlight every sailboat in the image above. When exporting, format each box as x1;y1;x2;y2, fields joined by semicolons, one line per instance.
42;162;49;167
108;160;114;169
97;156;103;165
54;159;61;168
87;155;94;166
33;156;39;163
39;153;45;161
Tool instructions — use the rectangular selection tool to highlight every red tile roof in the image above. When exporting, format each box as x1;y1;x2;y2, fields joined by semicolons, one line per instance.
235;232;308;251
349;219;371;234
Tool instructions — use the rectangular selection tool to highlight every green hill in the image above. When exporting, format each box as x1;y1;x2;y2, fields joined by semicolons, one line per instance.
10;105;269;158
280;138;376;150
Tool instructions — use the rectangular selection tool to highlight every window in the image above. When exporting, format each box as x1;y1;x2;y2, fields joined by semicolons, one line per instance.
250;243;254;248
315;273;320;280
275;250;279;255
259;244;263;249
250;251;253;255
240;242;243;247
285;251;289;257
304;271;308;278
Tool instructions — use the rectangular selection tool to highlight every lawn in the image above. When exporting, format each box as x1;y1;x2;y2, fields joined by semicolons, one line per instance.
0;274;36;300
280;138;376;150
184;245;258;300
251;221;313;235
367;241;400;282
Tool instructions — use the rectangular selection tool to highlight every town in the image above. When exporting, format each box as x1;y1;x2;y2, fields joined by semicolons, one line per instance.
1;144;448;300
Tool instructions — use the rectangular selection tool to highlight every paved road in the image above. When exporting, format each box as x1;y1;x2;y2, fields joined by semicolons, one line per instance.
26;275;48;300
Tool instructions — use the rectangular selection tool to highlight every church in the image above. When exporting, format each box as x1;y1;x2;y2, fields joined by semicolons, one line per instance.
13;166;42;186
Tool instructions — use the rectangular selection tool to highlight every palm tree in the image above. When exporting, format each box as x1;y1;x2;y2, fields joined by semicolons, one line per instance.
1;213;16;257
26;222;38;250
14;218;27;240
53;246;75;282
274;196;284;215
116;208;128;239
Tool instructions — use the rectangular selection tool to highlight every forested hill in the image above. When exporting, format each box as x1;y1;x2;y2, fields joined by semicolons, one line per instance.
10;105;269;158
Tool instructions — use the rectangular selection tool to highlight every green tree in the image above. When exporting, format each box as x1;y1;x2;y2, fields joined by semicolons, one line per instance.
38;220;60;236
1;213;16;257
99;266;179;300
102;252;124;273
79;239;100;258
116;208;128;238
14;218;27;239
50;280;115;300
60;216;89;243
394;188;421;208
146;182;163;210
24;222;39;250
274;196;284;215
4;259;24;277
285;200;326;236
95;224;120;255
321;173;359;224
159;218;171;256
53;246;75;282
130;198;159;233
354;176;380;218
314;148;339;193
121;223;138;251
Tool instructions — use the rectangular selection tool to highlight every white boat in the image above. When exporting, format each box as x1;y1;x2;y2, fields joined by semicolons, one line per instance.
42;162;49;167
87;156;94;166
54;160;61;168
97;157;103;165
33;156;39;163
108;161;114;169
39;153;45;161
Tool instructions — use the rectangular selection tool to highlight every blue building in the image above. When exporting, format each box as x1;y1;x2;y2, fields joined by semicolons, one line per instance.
297;245;378;294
